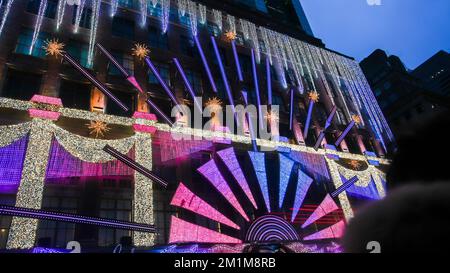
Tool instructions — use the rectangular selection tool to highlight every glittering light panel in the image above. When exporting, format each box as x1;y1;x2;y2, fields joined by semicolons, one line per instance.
344;175;380;200
325;157;354;221
161;0;170;33
110;0;118;17
55;0;66;30
133;133;155;246
87;0;100;67
7;119;53;249
169;216;241;244
301;194;339;229
74;0;87;32
171;182;240;230
303;220;345;241
291;169;313;222
217;147;258;209
197;159;250;222
245;215;300;242
278;154;295;208
248;151;270;212
0;136;28;193
138;0;148;27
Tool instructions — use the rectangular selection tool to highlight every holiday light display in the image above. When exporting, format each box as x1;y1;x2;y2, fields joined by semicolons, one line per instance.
0;0;14;38
301;194;339;229
314;106;337;151
248;151;270;212
173;58;203;113
278;154;295;208
194;35;217;93
74;0;87;32
29;0;47;55
303;220;345;241
245;215;300;242
55;0;66;30
291;170;314;222
171;183;240;229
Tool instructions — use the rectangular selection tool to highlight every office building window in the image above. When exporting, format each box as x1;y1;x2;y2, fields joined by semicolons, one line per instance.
108;51;134;76
272;93;286;112
185;70;203;95
238;53;252;74
72;5;92;29
27;0;57;19
15;28;49;58
66;40;90;68
149;26;169;50
179;35;194;56
148;63;170;85
118;0;134;9
1;69;42;101
58;79;91;111
98;198;132;247
112;17;135;40
106;89;135;117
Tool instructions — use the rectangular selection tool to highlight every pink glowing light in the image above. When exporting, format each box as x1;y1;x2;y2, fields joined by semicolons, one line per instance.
127;76;145;94
171;183;240;230
303;220;345;241
132;111;157;121
197;159;250;222
169;216;242;244
301;194;339;228
132;124;157;134
30;95;63;106
217;148;258;209
28;109;60;120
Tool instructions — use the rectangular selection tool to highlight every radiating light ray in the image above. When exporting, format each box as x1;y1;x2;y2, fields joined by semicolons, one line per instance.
303;220;345;241
245;215;300;242
278;154;295;208
301;194;339;228
197;159;250;222
169;216;242;244
248;151;270;212
217;147;258;209
29;0;47;55
171;182;240;230
291;169;313;222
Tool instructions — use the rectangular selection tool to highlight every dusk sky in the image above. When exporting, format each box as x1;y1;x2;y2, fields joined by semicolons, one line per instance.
301;0;450;70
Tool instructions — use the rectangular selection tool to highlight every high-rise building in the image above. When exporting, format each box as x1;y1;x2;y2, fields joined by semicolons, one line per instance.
0;0;392;252
412;50;450;97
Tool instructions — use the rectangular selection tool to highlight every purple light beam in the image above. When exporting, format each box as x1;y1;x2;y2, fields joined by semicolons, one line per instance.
194;35;217;93
231;40;244;82
314;106;337;151
335;120;356;147
0;205;156;233
103;145;168;188
62;53;128;112
251;48;264;129
266;58;272;106
303;99;315;139
173;58;203;113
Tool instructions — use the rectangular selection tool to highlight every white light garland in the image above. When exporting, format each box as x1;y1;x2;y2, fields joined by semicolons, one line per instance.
74;0;86;33
87;0;100;67
198;4;206;25
187;0;198;36
212;9;222;31
161;0;170;34
226;14;236;34
139;0;148;27
55;0;66;30
0;0;15;38
177;0;188;18
29;0;47;55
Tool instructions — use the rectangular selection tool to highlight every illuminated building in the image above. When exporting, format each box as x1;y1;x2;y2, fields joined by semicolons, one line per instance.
0;0;392;252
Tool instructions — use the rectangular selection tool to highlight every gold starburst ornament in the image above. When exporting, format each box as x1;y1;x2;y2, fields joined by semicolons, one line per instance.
308;91;320;103
352;115;362;125
205;97;223;112
86;120;111;138
132;43;150;61
43;38;65;57
224;31;237;42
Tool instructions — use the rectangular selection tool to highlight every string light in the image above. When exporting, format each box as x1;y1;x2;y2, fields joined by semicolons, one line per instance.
87;0;100;67
74;0;86;33
29;0;47;55
55;0;66;30
0;0;14;38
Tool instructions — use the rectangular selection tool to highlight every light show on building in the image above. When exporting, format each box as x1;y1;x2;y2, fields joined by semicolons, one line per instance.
0;0;395;254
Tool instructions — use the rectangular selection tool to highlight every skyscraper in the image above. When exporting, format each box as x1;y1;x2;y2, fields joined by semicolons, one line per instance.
0;0;392;252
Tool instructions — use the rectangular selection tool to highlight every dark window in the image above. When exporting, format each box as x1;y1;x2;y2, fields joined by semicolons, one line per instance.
148;63;170;86
27;0;57;19
66;40;90;68
415;103;424;114
149;26;169;49
179;35;194;56
1;69;42;100
72;5;92;29
112;17;135;40
238;53;252;74
210;45;228;67
118;0;134;9
185;70;203;95
272;93;286;112
15;28;49;58
106;90;135;117
59;79;91;110
108;51;134;76
98;198;132;247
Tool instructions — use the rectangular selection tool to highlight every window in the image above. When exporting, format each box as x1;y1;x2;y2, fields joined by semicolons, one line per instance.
210;45;228;67
98;198;132;247
58;79;91;110
66;40;90;68
185;70;203;95
1;69;42;100
37;196;78;248
149;26;169;50
148;63;170;86
27;0;57;19
72;5;92;29
238;53;252;75
179;35;194;56
15;28;49;58
106;89;135;117
118;0;134;9
108;51;134;76
112;17;135;40
272;93;286;112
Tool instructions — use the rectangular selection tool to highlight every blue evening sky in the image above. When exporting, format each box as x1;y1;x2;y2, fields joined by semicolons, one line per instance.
301;0;450;69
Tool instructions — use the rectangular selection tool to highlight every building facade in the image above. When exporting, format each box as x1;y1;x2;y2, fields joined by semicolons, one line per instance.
0;0;392;252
